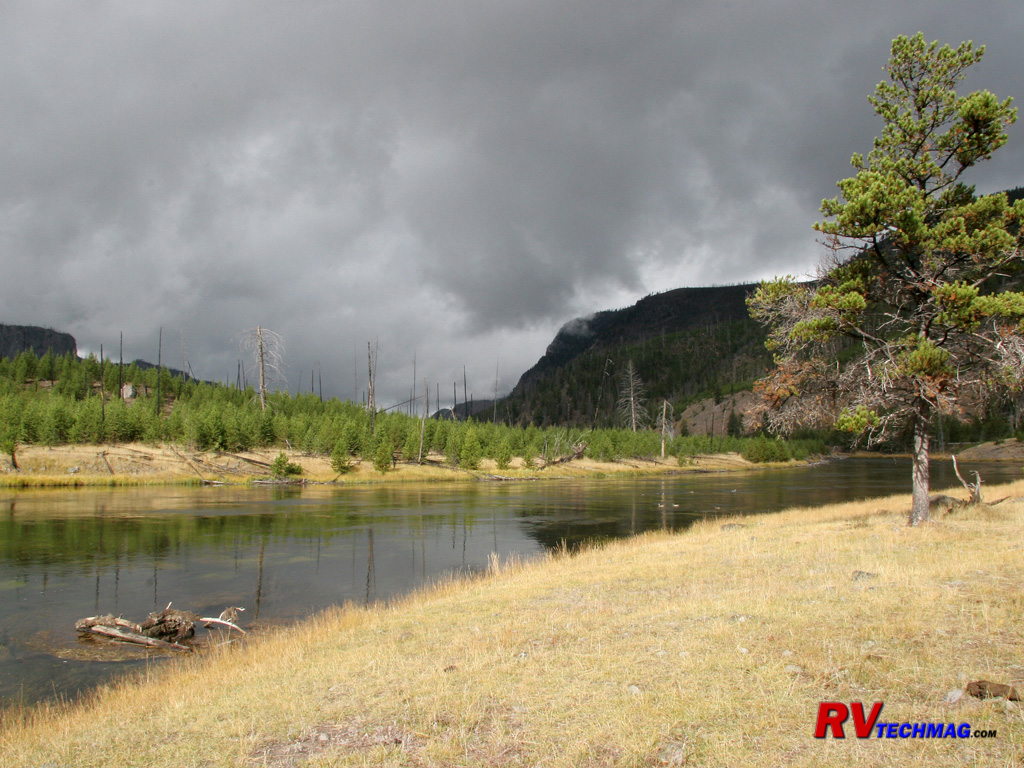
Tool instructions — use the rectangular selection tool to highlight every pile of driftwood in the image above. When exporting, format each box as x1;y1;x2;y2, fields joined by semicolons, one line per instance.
75;603;245;652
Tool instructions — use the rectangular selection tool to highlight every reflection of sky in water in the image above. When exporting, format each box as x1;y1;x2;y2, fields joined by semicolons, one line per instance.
0;457;1019;706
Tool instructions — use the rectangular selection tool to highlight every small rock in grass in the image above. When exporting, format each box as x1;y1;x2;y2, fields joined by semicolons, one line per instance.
966;680;1020;701
657;742;689;766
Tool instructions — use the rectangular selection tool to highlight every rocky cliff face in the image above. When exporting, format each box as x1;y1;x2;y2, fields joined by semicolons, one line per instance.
0;324;77;360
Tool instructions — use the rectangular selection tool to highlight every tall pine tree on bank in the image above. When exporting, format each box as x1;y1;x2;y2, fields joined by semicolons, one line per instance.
748;34;1024;525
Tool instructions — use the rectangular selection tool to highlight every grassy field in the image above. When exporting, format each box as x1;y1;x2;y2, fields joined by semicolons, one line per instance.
2;481;1023;766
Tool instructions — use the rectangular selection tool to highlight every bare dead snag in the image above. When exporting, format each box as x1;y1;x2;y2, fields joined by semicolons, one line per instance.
951;454;983;504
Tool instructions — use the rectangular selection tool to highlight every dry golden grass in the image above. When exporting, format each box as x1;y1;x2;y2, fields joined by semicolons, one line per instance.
3;482;1023;766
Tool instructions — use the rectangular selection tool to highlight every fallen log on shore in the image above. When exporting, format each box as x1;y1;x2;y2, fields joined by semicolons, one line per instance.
141;606;202;642
75;615;192;652
75;604;246;652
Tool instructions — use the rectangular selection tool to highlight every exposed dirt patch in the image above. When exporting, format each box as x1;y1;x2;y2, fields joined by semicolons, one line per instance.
955;438;1024;461
249;721;419;767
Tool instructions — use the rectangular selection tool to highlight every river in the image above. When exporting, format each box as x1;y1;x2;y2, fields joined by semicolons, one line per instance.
0;456;1018;708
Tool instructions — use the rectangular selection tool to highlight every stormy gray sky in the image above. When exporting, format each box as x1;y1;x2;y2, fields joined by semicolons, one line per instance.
3;2;1023;407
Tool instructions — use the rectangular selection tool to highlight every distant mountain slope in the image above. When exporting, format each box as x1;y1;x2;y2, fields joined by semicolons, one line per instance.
502;284;771;427
0;324;77;360
512;284;756;395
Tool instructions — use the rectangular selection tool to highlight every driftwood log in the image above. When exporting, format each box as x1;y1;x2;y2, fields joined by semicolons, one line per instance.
141;607;202;642
549;440;588;465
75;614;192;652
75;604;246;652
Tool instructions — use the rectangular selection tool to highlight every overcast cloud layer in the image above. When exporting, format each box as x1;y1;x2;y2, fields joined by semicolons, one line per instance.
2;2;1023;406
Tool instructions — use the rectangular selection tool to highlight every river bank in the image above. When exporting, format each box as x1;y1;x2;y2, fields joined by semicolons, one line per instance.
0;441;760;487
2;480;1022;766
3;436;1020;489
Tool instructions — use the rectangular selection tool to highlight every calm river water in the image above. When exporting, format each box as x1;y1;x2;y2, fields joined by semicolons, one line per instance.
0;456;1019;707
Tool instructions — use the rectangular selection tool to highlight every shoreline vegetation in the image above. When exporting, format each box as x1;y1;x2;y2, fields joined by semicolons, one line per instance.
1;438;1020;489
0;441;771;488
4;345;1018;491
0;346;834;489
2;481;1023;766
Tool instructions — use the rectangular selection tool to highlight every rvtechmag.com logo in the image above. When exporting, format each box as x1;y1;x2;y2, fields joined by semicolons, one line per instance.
814;702;998;740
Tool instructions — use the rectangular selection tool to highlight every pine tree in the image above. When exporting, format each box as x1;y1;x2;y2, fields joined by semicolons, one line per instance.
748;34;1024;525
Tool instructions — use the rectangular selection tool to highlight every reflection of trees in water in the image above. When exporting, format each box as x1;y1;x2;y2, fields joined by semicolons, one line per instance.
253;534;266;620
365;528;375;606
407;515;427;583
0;501;490;569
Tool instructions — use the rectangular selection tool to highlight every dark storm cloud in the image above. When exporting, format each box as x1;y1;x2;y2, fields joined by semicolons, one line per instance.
2;1;1023;403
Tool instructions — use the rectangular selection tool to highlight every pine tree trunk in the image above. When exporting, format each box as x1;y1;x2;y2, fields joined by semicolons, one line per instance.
910;407;931;526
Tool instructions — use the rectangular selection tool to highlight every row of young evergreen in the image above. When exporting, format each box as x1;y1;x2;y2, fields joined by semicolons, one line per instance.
0;348;830;470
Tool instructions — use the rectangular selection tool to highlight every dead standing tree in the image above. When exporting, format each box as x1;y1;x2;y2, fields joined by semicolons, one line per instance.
616;360;648;432
367;341;378;436
239;326;286;411
657;399;675;459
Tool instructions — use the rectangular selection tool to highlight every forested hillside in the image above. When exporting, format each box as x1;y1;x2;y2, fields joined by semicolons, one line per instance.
502;285;772;427
0;347;831;476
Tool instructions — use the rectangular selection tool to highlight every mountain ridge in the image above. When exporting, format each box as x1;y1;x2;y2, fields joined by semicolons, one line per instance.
0;324;77;360
511;283;758;398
